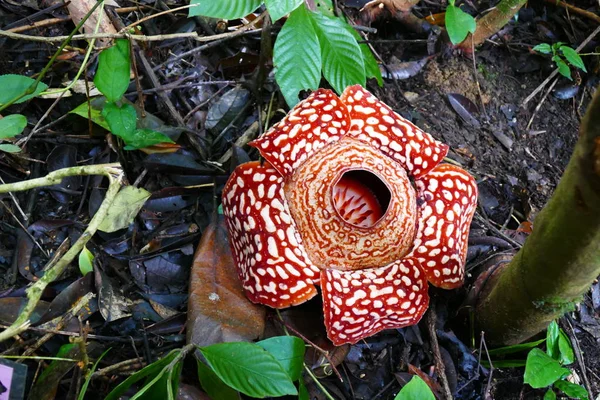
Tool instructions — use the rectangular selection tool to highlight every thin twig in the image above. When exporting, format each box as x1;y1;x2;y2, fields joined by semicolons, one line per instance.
427;307;453;400
526;78;558;131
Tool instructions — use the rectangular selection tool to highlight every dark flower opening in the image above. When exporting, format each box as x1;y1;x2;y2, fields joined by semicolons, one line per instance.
333;170;391;228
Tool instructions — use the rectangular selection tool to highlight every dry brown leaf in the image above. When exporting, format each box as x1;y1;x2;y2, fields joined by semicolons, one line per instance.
67;0;119;47
361;0;420;23
186;216;266;347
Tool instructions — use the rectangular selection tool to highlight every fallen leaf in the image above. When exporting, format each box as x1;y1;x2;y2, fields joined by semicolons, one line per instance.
447;93;481;128
97;186;151;233
67;0;119;47
187;216;265;347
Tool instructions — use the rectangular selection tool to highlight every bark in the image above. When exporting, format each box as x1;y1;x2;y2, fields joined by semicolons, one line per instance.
458;0;527;51
475;89;600;345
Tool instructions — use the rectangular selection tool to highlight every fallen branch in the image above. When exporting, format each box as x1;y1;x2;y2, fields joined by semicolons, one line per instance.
0;164;123;343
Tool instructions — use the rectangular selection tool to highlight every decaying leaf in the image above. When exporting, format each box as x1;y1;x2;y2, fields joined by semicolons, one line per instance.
187;216;265;348
361;0;420;23
447;93;481;128
67;0;119;47
97;186;151;233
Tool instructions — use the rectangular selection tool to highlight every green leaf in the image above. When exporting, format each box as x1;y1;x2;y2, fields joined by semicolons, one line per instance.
197;360;240;400
524;348;570;389
557;329;574;365
546;321;560;360
70;101;110;130
105;350;179;400
445;4;477;45
314;0;335;16
554;380;589;399
102;102;137;138
0;74;48;105
79;348;111;400
394;375;435;400
94;39;131;102
189;0;262;19
78;246;94;276
488;338;546;356
553;56;572;80
273;4;321;107
310;12;365;94
544;389;557;400
560;46;587;72
298;380;309;400
257;336;305;381
265;0;303;21
0;114;27;139
122;129;174;150
0;144;22;153
98;186;151;233
533;43;553;54
199;342;298;397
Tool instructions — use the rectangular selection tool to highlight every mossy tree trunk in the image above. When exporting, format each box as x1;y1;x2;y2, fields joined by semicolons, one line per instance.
475;89;600;345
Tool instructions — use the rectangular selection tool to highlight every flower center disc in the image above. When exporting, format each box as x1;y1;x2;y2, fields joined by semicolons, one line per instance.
333;171;390;228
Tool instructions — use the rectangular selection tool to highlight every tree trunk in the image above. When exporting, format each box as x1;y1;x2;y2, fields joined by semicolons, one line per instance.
475;89;600;345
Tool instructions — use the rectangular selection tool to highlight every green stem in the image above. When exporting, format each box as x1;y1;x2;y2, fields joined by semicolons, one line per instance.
0;164;123;343
303;364;336;400
0;0;105;112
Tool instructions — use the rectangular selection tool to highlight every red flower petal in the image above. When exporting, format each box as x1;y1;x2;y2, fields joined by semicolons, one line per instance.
250;89;350;177
222;161;320;308
408;164;478;288
340;85;449;178
321;258;429;345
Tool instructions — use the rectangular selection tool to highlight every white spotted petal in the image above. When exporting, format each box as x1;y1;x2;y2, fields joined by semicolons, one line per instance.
408;164;478;288
221;161;320;308
321;258;429;345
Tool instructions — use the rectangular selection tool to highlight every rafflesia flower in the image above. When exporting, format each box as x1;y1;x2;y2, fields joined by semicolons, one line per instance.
222;85;478;345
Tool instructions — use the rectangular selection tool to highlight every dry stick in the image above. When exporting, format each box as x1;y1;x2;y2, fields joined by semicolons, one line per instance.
471;40;489;120
564;317;594;399
119;4;196;33
522;25;600;108
7;16;71;33
0;164;123;343
543;0;600;24
427;308;453;400
526;78;559;131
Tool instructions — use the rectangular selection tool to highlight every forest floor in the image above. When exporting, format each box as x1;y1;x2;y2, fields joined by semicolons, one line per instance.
0;0;599;399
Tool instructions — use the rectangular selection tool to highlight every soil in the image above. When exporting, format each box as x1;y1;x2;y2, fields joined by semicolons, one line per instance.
0;0;599;399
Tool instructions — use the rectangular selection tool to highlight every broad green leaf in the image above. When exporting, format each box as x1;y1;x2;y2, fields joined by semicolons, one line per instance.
310;12;365;94
553;56;572;80
445;5;476;45
0;114;27;139
199;342;298;397
197;360;240;400
98;186;151;233
314;0;335;16
102;102;137;138
70;101;110;130
544;389;557;400
533;43;553;54
94;39;131;102
257;336;305;381
105;350;179;400
130;357;182;400
265;0;303;21
487;338;546;356
273;5;321;107
546;321;560;360
560;46;587;72
557;329;574;365
122;128;174;150
394;375;435;400
79;348;111;400
78;246;94;276
524;348;570;389
189;0;262;19
0;74;48;105
0;144;21;153
554;380;589;399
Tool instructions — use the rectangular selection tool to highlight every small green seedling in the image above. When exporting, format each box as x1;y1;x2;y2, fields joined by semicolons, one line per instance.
93;39;173;150
445;0;477;45
533;43;587;80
